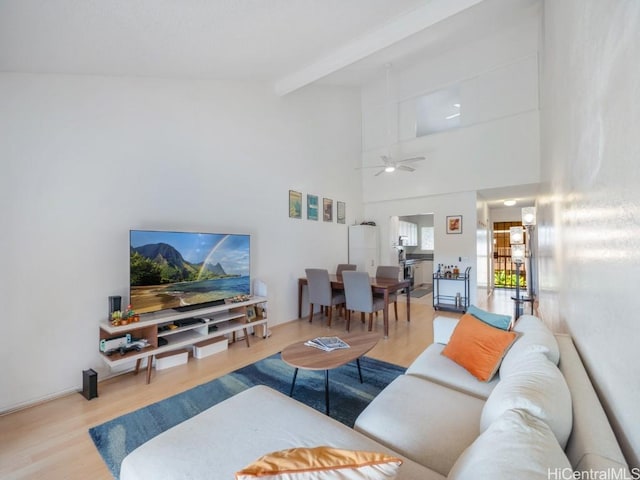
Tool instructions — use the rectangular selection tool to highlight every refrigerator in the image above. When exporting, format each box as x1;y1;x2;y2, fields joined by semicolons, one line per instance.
348;225;379;276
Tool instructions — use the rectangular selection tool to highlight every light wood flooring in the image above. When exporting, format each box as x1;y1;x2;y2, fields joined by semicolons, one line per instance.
0;287;513;480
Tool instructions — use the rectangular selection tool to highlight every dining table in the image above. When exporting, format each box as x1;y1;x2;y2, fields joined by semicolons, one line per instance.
297;274;411;339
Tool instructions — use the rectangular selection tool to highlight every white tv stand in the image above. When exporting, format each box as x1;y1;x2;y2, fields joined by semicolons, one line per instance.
98;296;268;384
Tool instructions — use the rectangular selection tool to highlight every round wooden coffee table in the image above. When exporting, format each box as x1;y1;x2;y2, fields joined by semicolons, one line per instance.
281;331;380;415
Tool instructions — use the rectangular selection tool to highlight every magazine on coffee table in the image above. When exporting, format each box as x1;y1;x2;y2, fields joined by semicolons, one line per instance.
304;336;350;352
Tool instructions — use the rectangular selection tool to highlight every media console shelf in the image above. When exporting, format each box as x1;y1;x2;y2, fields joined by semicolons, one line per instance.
98;296;268;384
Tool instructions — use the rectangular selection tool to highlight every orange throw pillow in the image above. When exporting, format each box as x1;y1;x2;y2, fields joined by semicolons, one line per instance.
442;313;518;382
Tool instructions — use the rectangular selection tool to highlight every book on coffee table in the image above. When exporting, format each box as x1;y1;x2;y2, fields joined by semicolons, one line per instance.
304;336;350;352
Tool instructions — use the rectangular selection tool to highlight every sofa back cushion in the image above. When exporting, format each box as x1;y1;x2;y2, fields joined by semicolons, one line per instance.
481;352;573;448
500;315;560;377
449;409;572;479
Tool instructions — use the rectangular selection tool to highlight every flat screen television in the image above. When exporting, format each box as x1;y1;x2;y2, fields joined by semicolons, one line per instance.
129;230;250;315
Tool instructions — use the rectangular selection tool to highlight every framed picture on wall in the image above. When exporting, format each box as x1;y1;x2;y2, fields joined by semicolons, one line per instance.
289;190;302;219
337;201;346;224
446;215;463;234
323;198;333;222
307;194;319;221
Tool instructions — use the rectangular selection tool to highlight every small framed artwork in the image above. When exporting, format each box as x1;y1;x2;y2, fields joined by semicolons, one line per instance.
289;190;302;219
323;198;333;222
337;201;346;224
246;306;257;322
307;194;319;221
446;215;463;234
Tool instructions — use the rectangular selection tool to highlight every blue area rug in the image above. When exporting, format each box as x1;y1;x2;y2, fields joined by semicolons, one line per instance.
89;353;405;479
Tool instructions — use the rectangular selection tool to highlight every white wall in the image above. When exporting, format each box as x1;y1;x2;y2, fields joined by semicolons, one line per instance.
0;73;363;412
539;0;640;467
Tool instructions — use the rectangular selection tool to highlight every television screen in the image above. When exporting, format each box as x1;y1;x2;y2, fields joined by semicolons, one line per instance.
130;230;250;314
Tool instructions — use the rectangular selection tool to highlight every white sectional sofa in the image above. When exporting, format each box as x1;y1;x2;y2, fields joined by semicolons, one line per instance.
120;314;630;479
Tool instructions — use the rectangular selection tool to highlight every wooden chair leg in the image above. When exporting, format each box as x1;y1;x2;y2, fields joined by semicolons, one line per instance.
346;309;351;331
368;313;373;331
361;312;365;324
309;303;314;323
327;306;333;327
394;301;398;321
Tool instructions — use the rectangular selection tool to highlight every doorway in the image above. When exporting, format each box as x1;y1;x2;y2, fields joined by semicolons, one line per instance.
492;221;527;289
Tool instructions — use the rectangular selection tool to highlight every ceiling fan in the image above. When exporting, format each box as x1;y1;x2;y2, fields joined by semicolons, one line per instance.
363;64;426;176
370;155;426;176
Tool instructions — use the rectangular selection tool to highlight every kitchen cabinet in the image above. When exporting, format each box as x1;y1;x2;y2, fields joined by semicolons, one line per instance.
399;221;418;246
413;262;424;287
422;261;433;285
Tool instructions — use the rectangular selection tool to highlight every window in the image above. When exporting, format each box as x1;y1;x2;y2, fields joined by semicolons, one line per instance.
415;85;461;137
421;227;434;250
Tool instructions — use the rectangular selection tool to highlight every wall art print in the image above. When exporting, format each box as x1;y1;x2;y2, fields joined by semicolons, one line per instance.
289;190;302;219
337;201;346;224
323;198;333;222
446;215;462;234
307;194;319;221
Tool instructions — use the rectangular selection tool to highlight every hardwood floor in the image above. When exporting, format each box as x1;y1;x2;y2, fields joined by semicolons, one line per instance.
0;287;512;480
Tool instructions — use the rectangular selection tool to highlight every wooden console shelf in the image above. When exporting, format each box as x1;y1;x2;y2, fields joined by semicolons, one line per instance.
98;296;268;383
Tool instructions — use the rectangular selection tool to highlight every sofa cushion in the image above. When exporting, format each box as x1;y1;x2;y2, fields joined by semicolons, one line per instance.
235;446;402;479
449;409;572;479
354;375;485;476
442;313;519;382
120;386;442;480
466;304;512;330
500;315;560;377
406;343;498;399
481;352;573;448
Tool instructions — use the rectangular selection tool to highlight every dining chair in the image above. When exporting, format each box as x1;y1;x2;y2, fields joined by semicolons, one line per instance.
305;268;345;327
375;265;400;322
336;264;357;275
335;264;356;317
342;271;386;332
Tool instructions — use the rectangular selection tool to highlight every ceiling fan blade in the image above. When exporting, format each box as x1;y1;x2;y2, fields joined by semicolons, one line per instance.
397;156;426;163
374;168;386;176
397;165;415;172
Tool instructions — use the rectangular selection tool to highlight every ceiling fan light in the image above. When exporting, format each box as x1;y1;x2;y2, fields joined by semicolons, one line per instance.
385;166;395;173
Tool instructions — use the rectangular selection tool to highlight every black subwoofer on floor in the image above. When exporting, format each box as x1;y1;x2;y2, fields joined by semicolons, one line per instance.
82;368;98;400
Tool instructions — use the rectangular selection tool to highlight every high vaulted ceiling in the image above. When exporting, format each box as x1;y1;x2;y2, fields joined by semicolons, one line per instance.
0;0;541;95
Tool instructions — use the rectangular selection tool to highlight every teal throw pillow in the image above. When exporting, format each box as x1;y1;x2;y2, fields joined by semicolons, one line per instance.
467;305;512;331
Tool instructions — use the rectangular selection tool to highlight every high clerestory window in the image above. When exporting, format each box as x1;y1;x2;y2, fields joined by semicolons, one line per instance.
415;85;461;137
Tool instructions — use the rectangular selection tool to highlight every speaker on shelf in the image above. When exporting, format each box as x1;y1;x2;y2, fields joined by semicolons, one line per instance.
82;369;98;400
108;295;122;318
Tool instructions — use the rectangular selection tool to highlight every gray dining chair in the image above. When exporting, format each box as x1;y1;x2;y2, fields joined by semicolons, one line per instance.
375;265;400;321
342;271;386;332
305;268;345;327
334;264;356;317
336;264;357;275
